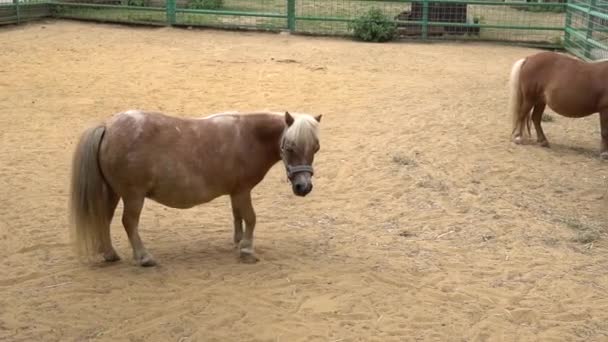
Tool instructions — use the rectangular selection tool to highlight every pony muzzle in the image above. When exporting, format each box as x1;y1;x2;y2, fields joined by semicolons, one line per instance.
286;165;314;197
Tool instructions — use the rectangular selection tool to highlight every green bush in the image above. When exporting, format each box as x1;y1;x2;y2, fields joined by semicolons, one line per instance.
127;0;146;6
349;8;397;43
188;0;223;10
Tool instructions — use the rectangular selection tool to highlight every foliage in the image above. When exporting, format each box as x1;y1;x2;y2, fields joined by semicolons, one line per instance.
127;0;146;7
541;113;554;122
188;0;223;10
349;8;397;43
512;1;565;13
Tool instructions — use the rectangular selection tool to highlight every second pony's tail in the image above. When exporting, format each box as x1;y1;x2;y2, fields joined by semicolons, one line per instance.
508;57;530;139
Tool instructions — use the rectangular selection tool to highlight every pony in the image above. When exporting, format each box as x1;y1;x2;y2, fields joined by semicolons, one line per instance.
508;51;608;158
68;110;322;266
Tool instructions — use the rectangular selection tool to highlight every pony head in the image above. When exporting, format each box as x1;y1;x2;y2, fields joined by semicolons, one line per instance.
280;111;322;197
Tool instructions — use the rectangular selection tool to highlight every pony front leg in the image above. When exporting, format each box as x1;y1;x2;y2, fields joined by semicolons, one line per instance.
231;191;258;264
600;111;608;159
230;195;243;245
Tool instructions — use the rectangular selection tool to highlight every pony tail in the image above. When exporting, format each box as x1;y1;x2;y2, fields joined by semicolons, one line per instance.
508;58;526;139
68;125;112;260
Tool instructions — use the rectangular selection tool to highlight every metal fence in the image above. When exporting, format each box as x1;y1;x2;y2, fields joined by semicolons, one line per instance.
564;0;608;59
1;0;51;24
0;0;607;60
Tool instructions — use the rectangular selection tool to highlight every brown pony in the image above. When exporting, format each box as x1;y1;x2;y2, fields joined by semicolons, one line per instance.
509;51;608;158
68;110;322;266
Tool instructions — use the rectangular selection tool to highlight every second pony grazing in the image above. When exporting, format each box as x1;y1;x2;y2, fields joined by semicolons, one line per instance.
508;51;608;158
68;110;322;267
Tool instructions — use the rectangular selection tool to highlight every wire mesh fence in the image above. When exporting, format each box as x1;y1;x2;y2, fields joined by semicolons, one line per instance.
1;0;608;60
0;0;17;24
564;0;608;59
1;0;52;25
294;0;565;46
51;0;167;25
174;0;286;30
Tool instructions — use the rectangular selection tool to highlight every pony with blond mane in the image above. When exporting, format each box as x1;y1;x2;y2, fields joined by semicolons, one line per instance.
68;110;322;266
509;51;608;158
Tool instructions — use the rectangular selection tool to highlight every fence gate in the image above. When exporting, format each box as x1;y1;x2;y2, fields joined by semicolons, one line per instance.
564;0;608;60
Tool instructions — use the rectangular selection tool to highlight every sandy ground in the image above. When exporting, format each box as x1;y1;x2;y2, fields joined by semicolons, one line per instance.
1;19;608;342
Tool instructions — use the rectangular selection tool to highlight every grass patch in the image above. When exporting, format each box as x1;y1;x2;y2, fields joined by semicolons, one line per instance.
392;153;417;167
416;175;448;192
573;230;600;244
558;217;602;244
541;113;554;122
399;230;415;237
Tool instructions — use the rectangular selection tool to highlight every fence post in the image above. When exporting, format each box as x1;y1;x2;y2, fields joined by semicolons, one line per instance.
584;0;596;59
167;0;176;26
287;0;295;32
564;0;571;49
421;0;429;40
13;0;20;24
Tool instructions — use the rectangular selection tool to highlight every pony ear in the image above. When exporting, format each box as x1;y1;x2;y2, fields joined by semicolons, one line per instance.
314;114;322;122
285;111;294;127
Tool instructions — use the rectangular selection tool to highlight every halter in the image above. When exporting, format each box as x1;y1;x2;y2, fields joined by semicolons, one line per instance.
280;134;314;180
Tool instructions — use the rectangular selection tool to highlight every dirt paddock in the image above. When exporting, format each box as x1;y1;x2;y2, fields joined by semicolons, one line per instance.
1;20;608;341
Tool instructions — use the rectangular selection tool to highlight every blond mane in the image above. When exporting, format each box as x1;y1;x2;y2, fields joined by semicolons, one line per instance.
282;113;320;146
200;110;320;145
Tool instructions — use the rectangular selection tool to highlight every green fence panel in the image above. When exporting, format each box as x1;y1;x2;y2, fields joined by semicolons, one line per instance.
421;0;428;39
287;0;295;30
15;0;20;23
1;0;51;25
172;0;287;32
0;0;606;55
52;0;167;26
564;0;608;60
52;5;162;25
166;0;175;24
292;0;564;47
585;0;597;57
0;1;18;25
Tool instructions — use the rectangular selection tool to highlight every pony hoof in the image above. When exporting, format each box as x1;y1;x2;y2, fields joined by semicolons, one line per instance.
103;252;121;263
513;136;523;145
239;252;259;264
539;140;550;148
137;254;157;267
601;152;608;160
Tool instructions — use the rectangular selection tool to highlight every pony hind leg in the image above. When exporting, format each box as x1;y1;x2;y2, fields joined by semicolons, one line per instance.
121;195;156;267
513;98;535;145
531;102;549;147
100;191;121;262
600;111;608;159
